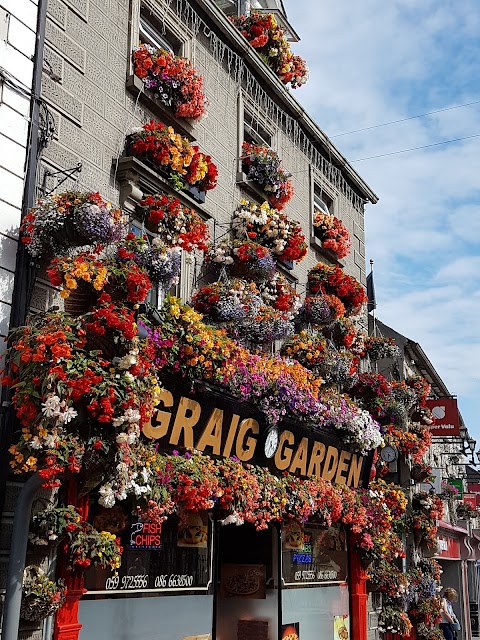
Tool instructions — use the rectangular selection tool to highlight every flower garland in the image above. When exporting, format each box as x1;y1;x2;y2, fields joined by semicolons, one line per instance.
230;13;308;89
21;191;126;258
312;212;351;259
241;142;294;210
133;44;207;120
129;121;217;192
99;448;368;532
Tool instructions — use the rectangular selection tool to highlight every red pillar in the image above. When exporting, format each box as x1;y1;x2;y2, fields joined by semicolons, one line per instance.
349;538;368;640
53;480;89;640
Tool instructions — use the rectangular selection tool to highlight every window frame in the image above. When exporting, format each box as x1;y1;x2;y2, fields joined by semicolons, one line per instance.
128;0;193;76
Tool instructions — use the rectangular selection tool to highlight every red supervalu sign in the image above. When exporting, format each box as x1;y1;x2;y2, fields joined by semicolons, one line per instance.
436;534;461;559
425;398;460;436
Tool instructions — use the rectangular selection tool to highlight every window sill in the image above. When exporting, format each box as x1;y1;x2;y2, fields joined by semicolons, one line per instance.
310;236;346;267
115;155;211;220
236;171;271;204
126;74;196;141
276;259;298;281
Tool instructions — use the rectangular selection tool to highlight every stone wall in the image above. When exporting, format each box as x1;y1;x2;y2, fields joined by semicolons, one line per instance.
39;0;368;305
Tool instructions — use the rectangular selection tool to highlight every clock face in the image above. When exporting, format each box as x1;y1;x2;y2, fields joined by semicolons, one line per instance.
264;429;279;458
380;445;397;463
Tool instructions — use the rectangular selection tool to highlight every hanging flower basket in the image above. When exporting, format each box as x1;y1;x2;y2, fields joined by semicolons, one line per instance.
413;529;424;545
366;579;380;592
20;567;66;622
63;281;94;317
230;241;276;282
411;465;430;483
78;447;111;496
301;294;345;326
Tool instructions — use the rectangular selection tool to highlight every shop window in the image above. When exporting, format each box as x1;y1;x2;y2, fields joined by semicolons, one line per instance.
139;5;181;54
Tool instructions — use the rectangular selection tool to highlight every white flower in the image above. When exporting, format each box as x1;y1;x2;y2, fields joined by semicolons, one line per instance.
98;484;116;508
30;437;43;450
220;511;244;526
44;433;58;448
125;408;141;424
42;394;61;417
58;406;78;424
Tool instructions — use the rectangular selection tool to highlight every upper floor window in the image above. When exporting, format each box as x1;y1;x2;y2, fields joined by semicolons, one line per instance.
139;7;180;54
243;110;272;147
313;188;332;218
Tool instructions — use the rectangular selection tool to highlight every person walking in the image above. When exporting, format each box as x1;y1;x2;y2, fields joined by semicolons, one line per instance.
439;587;460;640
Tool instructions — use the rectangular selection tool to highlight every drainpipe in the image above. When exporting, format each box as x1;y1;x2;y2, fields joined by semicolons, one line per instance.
0;0;47;515
2;473;43;640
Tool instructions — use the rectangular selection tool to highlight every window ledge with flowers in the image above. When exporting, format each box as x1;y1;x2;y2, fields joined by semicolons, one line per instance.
238;141;294;211
310;211;351;266
126;75;195;141
123;121;218;206
310;235;347;267
115;155;212;219
127;45;209;141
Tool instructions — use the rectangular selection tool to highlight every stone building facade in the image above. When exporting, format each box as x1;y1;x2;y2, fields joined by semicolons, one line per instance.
38;0;377;311
0;0;379;638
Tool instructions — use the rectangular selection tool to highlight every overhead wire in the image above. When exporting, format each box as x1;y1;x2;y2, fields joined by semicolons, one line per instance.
350;132;480;162
330;99;480;137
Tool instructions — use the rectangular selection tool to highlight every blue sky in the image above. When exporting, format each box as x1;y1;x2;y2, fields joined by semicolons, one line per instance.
284;1;480;441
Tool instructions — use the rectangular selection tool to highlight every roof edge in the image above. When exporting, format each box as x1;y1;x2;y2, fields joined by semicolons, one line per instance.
191;0;379;204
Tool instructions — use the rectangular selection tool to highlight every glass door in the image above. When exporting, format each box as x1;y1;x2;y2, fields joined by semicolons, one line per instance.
215;522;280;640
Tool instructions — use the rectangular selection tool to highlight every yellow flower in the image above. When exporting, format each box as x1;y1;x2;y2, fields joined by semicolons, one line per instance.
60;289;70;299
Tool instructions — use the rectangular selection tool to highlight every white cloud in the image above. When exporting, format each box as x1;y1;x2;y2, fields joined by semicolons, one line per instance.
284;0;480;436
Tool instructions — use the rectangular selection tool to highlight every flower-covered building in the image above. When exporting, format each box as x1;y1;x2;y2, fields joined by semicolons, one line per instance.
2;2;451;640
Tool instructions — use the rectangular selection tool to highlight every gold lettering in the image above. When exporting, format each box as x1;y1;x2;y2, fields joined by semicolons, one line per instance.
170;396;201;448
235;418;259;461
222;414;240;458
289;437;309;476
321;446;339;482
274;430;295;471
196;407;223;455
347;454;363;488
335;450;352;485
307;441;326;479
142;389;174;440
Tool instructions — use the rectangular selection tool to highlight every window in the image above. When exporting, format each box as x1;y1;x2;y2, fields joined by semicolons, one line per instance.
139;6;180;54
313;188;333;218
130;217;192;309
244;110;272;147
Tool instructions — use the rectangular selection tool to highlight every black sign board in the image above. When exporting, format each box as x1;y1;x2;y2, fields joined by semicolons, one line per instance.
143;382;373;488
281;523;348;586
84;514;211;594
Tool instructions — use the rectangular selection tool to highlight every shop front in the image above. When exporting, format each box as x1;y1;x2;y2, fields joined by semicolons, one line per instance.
74;383;372;640
435;522;470;640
